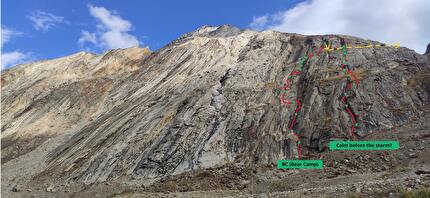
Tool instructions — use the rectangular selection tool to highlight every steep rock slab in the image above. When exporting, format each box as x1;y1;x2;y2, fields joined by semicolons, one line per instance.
1;26;429;189
42;26;429;184
1;47;151;187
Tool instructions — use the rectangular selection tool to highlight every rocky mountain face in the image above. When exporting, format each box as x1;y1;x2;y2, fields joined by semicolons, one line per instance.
1;25;430;196
1;47;150;163
426;43;430;54
426;43;430;62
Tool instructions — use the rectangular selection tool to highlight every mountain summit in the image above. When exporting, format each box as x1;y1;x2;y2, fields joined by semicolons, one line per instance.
2;25;429;197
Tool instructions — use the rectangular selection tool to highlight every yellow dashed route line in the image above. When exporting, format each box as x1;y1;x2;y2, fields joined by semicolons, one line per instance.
323;43;400;51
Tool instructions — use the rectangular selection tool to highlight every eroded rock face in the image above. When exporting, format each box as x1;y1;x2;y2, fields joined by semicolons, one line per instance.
1;26;429;188
425;43;430;63
1;47;151;184
425;43;430;55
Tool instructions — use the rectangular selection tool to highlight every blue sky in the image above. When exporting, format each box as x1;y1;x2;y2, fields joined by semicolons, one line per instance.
1;0;301;68
1;0;429;69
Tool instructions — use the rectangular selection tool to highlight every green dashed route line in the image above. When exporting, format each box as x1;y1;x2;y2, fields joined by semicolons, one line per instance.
274;41;367;159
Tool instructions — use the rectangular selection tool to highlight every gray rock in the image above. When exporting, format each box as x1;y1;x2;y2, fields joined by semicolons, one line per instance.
1;25;429;188
425;42;430;55
11;186;18;192
46;186;55;193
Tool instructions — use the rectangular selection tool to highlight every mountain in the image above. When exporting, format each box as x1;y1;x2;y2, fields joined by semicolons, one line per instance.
2;25;430;197
426;43;430;62
426;43;430;55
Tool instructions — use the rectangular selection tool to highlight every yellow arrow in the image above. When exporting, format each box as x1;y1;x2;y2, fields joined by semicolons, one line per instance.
324;43;332;51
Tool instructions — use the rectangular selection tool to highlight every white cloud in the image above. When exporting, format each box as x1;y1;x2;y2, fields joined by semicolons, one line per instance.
1;51;33;69
1;26;33;69
249;16;269;31
250;0;430;54
79;5;139;50
89;6;132;32
78;30;97;46
1;26;22;48
28;10;67;31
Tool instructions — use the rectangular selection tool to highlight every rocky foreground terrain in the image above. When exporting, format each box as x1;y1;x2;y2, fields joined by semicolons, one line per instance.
1;25;430;197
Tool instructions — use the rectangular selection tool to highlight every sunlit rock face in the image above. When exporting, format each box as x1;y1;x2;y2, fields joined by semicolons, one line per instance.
1;25;429;188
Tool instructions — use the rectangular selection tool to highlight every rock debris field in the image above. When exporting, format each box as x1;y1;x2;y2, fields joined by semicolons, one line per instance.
1;25;430;197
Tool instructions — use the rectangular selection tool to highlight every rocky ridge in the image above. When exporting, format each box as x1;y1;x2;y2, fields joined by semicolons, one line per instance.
1;25;429;197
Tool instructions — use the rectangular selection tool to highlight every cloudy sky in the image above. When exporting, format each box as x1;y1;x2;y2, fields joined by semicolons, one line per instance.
1;0;429;69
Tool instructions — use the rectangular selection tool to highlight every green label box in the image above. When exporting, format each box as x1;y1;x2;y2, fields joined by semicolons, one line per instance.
277;160;323;169
329;141;399;150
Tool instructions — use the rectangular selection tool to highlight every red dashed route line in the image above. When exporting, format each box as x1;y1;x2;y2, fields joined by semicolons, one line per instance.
277;46;325;159
276;43;363;159
338;45;360;138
